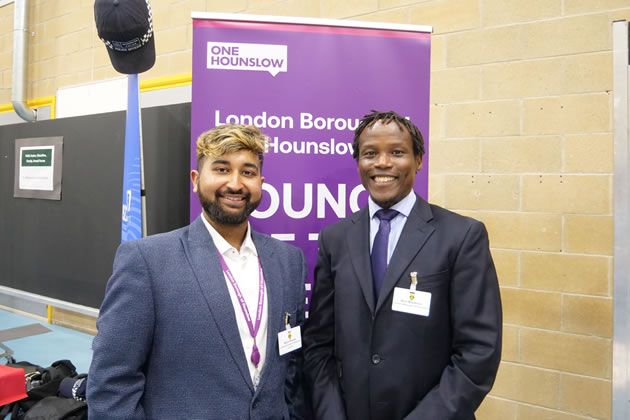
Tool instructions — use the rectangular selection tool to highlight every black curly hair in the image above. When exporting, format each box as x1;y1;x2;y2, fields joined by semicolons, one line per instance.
352;110;425;160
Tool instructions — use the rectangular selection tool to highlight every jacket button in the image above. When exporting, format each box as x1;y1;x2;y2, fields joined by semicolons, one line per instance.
371;354;381;364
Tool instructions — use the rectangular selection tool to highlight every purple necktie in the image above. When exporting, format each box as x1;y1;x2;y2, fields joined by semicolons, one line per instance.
371;208;399;300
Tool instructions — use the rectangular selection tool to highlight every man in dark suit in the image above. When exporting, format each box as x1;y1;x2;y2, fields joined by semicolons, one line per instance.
88;124;307;419
303;110;502;420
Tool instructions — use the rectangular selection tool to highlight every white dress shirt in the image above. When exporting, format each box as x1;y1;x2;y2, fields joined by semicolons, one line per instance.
200;214;268;387
368;190;417;264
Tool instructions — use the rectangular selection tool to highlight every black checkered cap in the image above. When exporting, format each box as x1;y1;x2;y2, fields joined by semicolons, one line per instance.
94;0;156;74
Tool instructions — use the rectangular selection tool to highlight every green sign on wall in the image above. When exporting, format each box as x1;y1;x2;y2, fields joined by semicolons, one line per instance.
14;137;63;200
21;149;52;167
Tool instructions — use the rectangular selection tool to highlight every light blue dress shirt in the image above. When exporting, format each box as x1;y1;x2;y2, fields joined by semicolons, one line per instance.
368;190;417;264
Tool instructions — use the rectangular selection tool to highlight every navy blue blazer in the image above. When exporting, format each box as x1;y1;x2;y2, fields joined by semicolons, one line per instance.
88;216;307;420
303;195;502;420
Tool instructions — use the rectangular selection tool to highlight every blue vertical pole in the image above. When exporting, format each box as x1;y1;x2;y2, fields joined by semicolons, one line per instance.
120;74;143;242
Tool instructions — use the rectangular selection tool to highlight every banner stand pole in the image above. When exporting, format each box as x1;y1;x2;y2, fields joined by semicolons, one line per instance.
613;19;630;420
138;82;147;238
120;74;144;242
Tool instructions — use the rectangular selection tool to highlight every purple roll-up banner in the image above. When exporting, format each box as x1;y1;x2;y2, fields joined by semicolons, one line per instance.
191;14;432;301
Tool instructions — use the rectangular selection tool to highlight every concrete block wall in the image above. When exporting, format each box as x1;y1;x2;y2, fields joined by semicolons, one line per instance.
1;1;625;418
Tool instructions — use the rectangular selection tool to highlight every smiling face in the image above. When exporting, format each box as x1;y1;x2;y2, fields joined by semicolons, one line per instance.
191;150;264;229
357;121;422;208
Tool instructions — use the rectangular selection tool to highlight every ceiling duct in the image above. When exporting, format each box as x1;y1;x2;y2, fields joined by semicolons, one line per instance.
12;0;36;122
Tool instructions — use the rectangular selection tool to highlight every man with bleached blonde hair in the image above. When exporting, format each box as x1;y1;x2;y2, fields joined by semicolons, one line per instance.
88;124;308;420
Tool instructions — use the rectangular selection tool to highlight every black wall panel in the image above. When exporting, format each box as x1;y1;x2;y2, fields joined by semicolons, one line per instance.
0;103;191;308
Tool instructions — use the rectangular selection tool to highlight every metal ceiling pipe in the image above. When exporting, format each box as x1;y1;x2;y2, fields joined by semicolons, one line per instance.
12;0;36;122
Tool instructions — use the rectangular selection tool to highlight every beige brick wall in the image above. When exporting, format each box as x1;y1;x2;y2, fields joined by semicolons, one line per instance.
424;1;616;418
0;0;620;418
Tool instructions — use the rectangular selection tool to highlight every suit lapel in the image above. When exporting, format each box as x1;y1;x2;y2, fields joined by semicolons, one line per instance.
347;208;376;314
252;231;281;393
185;216;254;391
376;196;435;313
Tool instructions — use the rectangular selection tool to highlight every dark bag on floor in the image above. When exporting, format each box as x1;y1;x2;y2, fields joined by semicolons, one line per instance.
0;358;86;420
22;396;86;420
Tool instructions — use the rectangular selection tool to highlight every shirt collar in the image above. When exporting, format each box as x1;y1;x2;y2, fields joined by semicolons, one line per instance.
199;213;258;257
368;190;417;220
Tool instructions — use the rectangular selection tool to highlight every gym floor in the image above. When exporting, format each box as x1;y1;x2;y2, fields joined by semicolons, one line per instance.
0;308;93;374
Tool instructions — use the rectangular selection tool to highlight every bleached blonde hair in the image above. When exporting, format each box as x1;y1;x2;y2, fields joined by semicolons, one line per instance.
196;124;267;169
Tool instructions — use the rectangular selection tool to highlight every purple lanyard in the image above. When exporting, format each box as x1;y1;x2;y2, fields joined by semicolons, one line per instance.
216;250;265;367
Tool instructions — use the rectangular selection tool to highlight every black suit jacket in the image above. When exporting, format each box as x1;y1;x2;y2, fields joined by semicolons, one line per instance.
303;195;502;420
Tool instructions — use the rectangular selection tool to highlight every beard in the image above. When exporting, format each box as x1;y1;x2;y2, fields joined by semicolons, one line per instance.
372;197;398;209
198;187;261;225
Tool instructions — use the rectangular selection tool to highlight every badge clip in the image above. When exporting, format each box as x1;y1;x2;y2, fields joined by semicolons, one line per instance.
409;271;418;299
